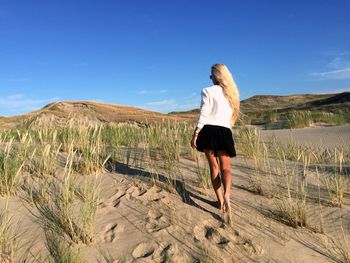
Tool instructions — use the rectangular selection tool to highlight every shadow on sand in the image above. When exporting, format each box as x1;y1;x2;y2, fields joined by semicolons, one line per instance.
106;159;223;222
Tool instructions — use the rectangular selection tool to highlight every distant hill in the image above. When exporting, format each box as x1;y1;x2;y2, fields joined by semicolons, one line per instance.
171;92;350;117
0;101;192;130
307;92;350;106
241;92;350;115
0;92;349;130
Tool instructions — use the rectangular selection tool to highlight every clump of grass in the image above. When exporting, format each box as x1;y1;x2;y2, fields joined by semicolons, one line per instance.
29;146;97;244
320;218;350;263
57;120;80;152
269;148;310;228
272;192;308;228
44;228;82;263
0;138;25;196
16;130;33;160
75;126;110;175
332;223;350;263
78;173;100;240
235;127;260;159
267;135;300;162
287;110;313;128
321;150;347;207
236;113;253;126
264;111;278;124
285;110;347;128
0;200;20;262
27;143;61;177
312;111;347;126
247;142;277;198
315;167;325;234
194;152;211;189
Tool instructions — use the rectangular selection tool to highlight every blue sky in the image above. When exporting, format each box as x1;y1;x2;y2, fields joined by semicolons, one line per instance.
0;0;349;116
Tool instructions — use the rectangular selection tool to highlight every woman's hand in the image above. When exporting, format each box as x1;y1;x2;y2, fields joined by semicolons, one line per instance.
191;133;198;149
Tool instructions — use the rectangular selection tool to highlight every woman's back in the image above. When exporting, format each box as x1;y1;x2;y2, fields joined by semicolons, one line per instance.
197;85;233;129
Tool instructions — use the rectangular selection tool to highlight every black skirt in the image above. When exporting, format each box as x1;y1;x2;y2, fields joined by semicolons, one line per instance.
196;124;236;158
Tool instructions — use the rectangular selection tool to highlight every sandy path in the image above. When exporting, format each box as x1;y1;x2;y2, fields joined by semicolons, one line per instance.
260;124;350;149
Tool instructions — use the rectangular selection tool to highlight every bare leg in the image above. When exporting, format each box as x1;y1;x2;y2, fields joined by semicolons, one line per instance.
204;150;224;211
218;151;232;214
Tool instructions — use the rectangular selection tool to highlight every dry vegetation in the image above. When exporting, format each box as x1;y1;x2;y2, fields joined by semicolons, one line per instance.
0;120;349;261
0;95;349;261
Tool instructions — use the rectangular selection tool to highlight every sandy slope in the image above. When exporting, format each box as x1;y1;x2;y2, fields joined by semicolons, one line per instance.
260;124;350;149
1;125;349;262
1;151;348;262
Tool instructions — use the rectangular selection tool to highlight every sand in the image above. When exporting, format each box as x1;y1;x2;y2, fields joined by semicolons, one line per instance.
1;126;349;262
260;124;350;149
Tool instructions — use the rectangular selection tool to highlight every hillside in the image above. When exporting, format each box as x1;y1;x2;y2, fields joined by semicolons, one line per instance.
171;92;350;121
241;92;350;115
1;92;349;130
0;101;192;130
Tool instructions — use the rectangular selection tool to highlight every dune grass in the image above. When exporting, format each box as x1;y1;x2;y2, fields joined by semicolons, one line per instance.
0;200;20;262
320;150;347;207
0;138;24;196
247;110;348;129
194;151;211;189
286;110;347;128
27;145;99;245
44;228;82;263
0;119;349;261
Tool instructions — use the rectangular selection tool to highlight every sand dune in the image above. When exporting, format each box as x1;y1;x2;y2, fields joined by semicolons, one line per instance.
0;110;349;262
260;124;350;149
1;150;348;262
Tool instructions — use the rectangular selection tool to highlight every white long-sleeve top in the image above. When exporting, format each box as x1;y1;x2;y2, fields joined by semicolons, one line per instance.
196;85;233;129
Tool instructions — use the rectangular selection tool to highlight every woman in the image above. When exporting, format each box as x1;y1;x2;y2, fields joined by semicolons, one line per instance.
191;64;240;215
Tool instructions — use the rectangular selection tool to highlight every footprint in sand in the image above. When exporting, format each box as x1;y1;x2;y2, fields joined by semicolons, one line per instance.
100;190;126;209
135;186;165;202
103;223;124;243
126;185;147;197
147;210;163;220
145;210;170;233
138;188;147;196
132;242;156;259
159;243;181;261
193;221;234;249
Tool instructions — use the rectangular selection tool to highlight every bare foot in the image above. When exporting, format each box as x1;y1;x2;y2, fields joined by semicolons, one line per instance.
216;200;224;212
222;194;231;214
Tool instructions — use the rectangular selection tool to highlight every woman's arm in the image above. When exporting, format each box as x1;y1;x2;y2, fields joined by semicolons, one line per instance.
196;88;210;130
191;88;210;148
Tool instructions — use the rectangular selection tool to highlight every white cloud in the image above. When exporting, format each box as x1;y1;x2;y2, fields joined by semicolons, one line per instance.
327;57;350;69
145;99;177;107
311;53;350;80
310;67;350;80
0;94;59;116
137;89;167;95
141;93;200;113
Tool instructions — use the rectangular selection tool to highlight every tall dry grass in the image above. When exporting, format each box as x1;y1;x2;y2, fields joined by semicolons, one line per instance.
27;144;99;245
0;138;24;196
0;200;20;262
44;228;82;263
321;150;347;207
0;118;348;261
194;151;211;189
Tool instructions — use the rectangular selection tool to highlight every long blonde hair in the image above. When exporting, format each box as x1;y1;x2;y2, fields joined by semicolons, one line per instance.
211;64;240;124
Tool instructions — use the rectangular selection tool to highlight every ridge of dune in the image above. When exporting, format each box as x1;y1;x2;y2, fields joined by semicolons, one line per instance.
0;100;194;129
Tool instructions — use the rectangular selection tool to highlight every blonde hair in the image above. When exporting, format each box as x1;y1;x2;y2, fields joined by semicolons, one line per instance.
211;64;240;124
